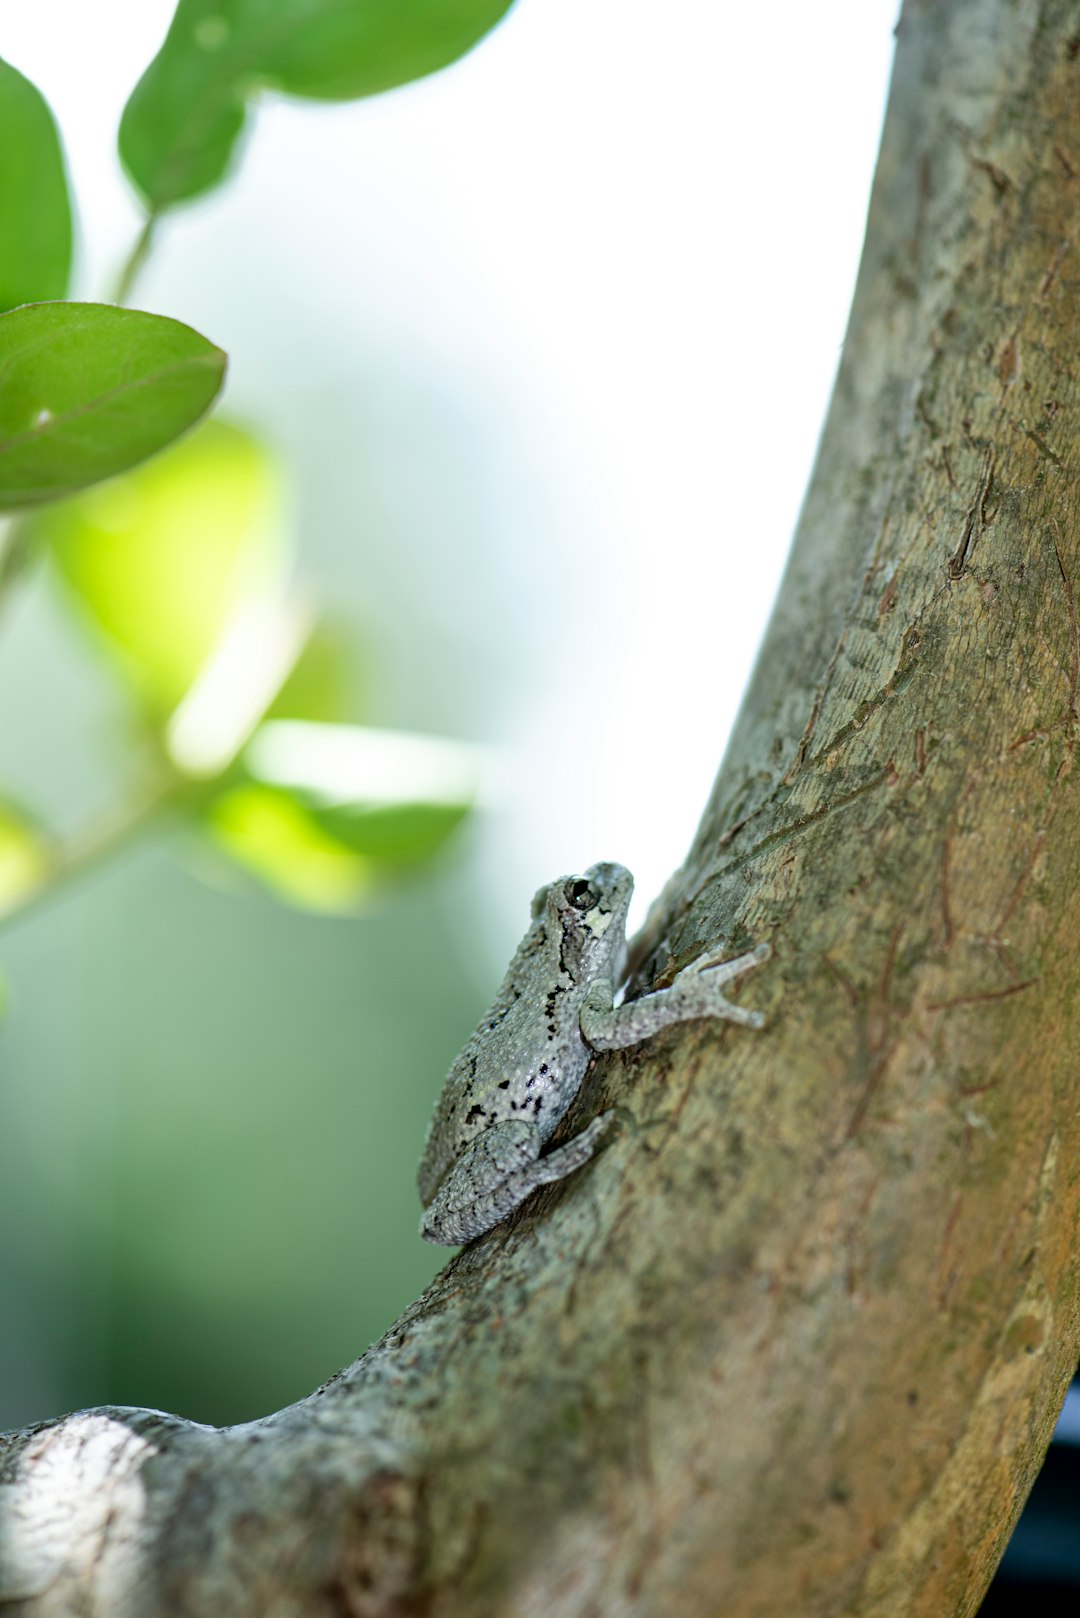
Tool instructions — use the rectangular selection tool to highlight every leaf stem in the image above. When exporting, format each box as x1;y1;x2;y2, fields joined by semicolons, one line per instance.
0;771;179;936
0;517;35;622
112;212;159;307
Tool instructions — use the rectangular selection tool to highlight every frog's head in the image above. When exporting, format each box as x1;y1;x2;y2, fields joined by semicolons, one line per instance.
532;861;634;978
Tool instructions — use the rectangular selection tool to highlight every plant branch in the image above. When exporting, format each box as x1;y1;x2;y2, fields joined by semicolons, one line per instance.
0;770;179;937
0;517;36;621
111;212;159;307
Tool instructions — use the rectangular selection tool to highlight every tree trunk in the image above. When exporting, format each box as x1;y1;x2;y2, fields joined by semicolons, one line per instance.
4;2;1080;1612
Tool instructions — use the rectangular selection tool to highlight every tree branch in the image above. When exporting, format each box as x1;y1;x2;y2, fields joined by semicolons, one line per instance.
4;2;1080;1613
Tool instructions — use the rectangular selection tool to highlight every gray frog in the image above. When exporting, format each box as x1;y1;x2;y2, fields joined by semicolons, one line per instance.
418;861;769;1245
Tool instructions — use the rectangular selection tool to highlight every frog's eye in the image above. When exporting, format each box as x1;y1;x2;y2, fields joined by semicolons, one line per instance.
565;878;597;911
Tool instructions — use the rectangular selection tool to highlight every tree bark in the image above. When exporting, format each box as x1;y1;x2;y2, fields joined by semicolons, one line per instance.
4;2;1080;1613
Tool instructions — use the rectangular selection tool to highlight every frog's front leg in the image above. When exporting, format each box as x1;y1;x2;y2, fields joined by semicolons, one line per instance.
580;941;770;1050
420;1114;615;1245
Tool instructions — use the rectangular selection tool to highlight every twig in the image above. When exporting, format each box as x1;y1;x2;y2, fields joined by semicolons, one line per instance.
111;213;159;307
0;518;35;620
0;771;179;936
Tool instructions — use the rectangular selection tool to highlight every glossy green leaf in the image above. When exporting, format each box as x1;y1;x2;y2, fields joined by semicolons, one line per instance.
0;303;226;511
0;801;49;919
120;0;516;209
38;419;284;718
0;59;73;311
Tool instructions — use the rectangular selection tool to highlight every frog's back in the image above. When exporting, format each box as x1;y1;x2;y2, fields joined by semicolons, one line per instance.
417;917;583;1201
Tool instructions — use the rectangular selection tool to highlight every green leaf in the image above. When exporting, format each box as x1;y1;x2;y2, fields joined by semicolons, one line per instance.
0;801;49;919
0;303;226;511
119;0;516;210
38;419;285;720
200;719;479;910
0;58;73;311
312;798;469;868
203;783;373;912
265;620;366;725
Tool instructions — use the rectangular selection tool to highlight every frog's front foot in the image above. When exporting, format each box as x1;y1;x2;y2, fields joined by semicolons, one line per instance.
581;939;771;1049
676;940;772;1029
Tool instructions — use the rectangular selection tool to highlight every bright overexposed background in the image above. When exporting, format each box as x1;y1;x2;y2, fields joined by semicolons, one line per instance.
0;1;898;1427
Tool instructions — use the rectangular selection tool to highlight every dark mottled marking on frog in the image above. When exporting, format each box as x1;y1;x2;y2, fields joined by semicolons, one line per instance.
544;986;566;1042
544;985;566;1017
465;1105;485;1125
497;1080;510;1090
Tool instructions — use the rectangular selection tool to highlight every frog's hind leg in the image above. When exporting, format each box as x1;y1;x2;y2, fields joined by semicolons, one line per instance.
420;1113;615;1245
420;1119;539;1244
527;1112;616;1192
491;1112;616;1230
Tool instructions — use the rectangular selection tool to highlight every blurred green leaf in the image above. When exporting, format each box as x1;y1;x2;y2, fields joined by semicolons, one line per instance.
119;0;516;210
265;620;365;725
0;58;73;311
204;782;372;912
201;718;479;909
245;719;483;813
312;798;469;868
38;419;284;719
0;801;49;919
0;303;226;511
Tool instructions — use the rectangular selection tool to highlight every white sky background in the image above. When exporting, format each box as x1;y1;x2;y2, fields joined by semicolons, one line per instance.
3;0;900;944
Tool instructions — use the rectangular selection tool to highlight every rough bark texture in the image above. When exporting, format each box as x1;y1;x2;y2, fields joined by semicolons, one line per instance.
4;2;1080;1613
